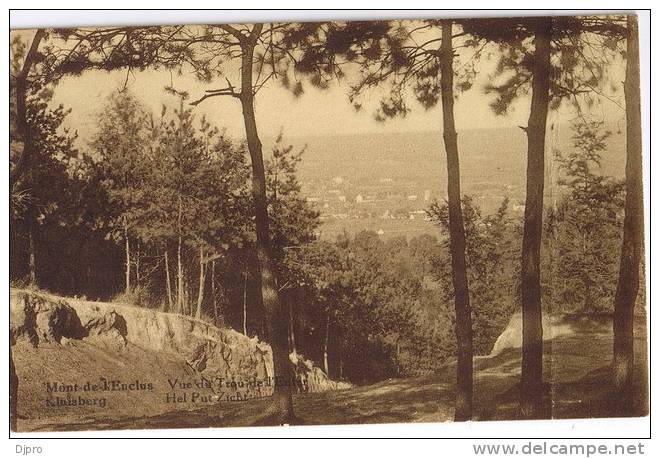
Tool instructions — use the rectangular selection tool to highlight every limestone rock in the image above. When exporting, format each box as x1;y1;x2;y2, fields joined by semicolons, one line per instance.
490;312;582;356
10;290;85;345
83;310;128;348
10;289;350;400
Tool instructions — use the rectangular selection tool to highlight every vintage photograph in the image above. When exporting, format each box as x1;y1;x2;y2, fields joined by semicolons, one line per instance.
9;13;647;433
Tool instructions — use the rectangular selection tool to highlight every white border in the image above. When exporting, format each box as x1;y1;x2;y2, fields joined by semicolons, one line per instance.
2;5;654;453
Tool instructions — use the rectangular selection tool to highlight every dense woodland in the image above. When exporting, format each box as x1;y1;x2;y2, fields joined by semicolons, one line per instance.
10;15;645;426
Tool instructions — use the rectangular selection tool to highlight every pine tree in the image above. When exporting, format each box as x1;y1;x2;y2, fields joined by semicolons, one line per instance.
90;90;151;295
553;123;624;311
613;15;644;414
288;18;481;420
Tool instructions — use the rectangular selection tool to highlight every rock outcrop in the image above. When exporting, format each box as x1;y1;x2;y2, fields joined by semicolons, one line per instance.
10;289;350;425
11;291;86;345
489;311;614;356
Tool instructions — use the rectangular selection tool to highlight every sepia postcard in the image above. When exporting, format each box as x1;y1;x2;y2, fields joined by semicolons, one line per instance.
8;12;648;434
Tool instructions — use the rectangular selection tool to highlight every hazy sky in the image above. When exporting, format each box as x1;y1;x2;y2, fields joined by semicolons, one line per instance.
12;26;626;146
50;62;528;142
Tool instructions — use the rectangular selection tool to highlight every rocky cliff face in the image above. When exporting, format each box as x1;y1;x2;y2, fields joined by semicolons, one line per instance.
10;289;349;425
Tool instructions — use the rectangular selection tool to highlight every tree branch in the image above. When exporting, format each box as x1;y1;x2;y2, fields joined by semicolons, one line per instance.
218;24;245;43
190;77;241;105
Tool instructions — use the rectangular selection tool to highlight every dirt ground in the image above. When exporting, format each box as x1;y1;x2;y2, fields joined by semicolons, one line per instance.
17;314;648;432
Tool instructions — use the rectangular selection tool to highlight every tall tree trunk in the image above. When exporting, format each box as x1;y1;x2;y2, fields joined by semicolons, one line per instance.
13;30;44;289
238;25;295;423
10;345;18;432
440;20;473;422
520;17;552;419
177;240;183;314
613;14;643;413
288;298;297;355
135;241;141;288
583;281;591;311
183;269;189;315
27;217;37;287
243;270;248;335
323;314;330;376
10;29;45;192
124;223;131;295
211;260;217;324
165;251;173;311
177;197;184;314
196;247;205;319
396;340;401;377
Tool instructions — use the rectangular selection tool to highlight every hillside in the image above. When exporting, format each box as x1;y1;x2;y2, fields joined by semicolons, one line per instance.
10;289;349;432
262;126;628;239
12;289;647;432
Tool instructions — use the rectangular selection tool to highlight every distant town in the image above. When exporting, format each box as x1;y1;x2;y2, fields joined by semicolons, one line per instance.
300;173;527;240
274;125;625;240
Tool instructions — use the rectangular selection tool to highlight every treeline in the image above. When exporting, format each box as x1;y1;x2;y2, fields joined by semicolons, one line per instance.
9;86;630;379
10;87;317;321
10;15;644;427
